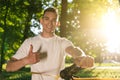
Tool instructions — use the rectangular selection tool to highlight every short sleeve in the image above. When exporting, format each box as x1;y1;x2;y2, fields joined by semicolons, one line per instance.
12;38;31;59
61;38;73;54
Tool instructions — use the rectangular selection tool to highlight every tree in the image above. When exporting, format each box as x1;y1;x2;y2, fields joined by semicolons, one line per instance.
60;0;68;37
0;0;42;73
59;0;119;62
0;0;9;73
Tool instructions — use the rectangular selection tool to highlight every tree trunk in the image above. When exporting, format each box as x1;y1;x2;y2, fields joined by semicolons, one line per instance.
22;0;42;41
22;17;32;41
60;0;68;37
0;0;9;73
22;0;36;41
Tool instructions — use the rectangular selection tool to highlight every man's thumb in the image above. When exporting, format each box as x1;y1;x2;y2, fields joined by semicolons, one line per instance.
29;44;33;55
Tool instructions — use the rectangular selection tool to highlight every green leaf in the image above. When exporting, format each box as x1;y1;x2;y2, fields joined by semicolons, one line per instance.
24;1;30;6
0;27;4;32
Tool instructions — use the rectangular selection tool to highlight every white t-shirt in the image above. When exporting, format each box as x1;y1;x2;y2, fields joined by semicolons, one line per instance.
13;34;73;80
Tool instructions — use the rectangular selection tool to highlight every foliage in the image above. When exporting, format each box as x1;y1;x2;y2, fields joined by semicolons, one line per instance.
0;0;48;72
64;0;120;62
1;0;120;75
2;70;31;80
65;55;74;63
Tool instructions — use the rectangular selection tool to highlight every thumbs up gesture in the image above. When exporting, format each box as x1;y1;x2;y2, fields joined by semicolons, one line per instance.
24;44;41;65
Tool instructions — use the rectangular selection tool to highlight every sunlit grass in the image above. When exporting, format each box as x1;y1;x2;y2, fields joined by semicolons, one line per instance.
2;63;120;79
66;63;120;78
95;63;120;67
74;68;120;78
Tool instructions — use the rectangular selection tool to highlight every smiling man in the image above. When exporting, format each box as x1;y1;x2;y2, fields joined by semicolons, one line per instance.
6;7;94;80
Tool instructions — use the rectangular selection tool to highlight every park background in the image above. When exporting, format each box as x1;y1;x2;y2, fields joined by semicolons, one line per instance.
0;0;120;80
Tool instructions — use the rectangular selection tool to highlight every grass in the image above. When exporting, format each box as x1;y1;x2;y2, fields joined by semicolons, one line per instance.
1;67;31;80
1;63;120;80
95;63;120;67
67;63;120;78
74;67;120;78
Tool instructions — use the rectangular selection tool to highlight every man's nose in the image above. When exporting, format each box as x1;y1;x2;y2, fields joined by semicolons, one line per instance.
48;20;53;25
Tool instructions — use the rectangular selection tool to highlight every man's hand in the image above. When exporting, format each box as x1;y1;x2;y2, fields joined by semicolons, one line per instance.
24;44;41;65
6;44;47;72
74;55;94;68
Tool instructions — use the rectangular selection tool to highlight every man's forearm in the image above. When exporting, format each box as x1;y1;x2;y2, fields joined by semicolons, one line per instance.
66;46;85;59
6;57;27;72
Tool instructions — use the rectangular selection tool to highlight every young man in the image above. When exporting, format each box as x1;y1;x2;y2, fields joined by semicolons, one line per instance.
6;7;94;80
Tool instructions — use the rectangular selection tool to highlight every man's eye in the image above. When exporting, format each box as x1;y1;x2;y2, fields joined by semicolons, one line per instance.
43;17;49;20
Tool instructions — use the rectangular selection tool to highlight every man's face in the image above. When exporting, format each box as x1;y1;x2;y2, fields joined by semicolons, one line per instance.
41;11;57;33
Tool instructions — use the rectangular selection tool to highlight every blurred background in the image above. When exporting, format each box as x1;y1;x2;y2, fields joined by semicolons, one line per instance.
1;0;120;79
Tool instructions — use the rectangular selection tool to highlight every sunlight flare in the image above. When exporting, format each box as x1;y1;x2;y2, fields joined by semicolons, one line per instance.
102;9;120;53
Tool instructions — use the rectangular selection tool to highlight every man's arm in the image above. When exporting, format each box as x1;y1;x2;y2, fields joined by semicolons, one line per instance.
6;57;28;72
65;46;85;59
65;46;94;68
6;44;40;72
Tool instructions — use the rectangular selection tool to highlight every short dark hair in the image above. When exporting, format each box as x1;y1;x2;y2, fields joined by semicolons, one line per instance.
43;7;58;16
